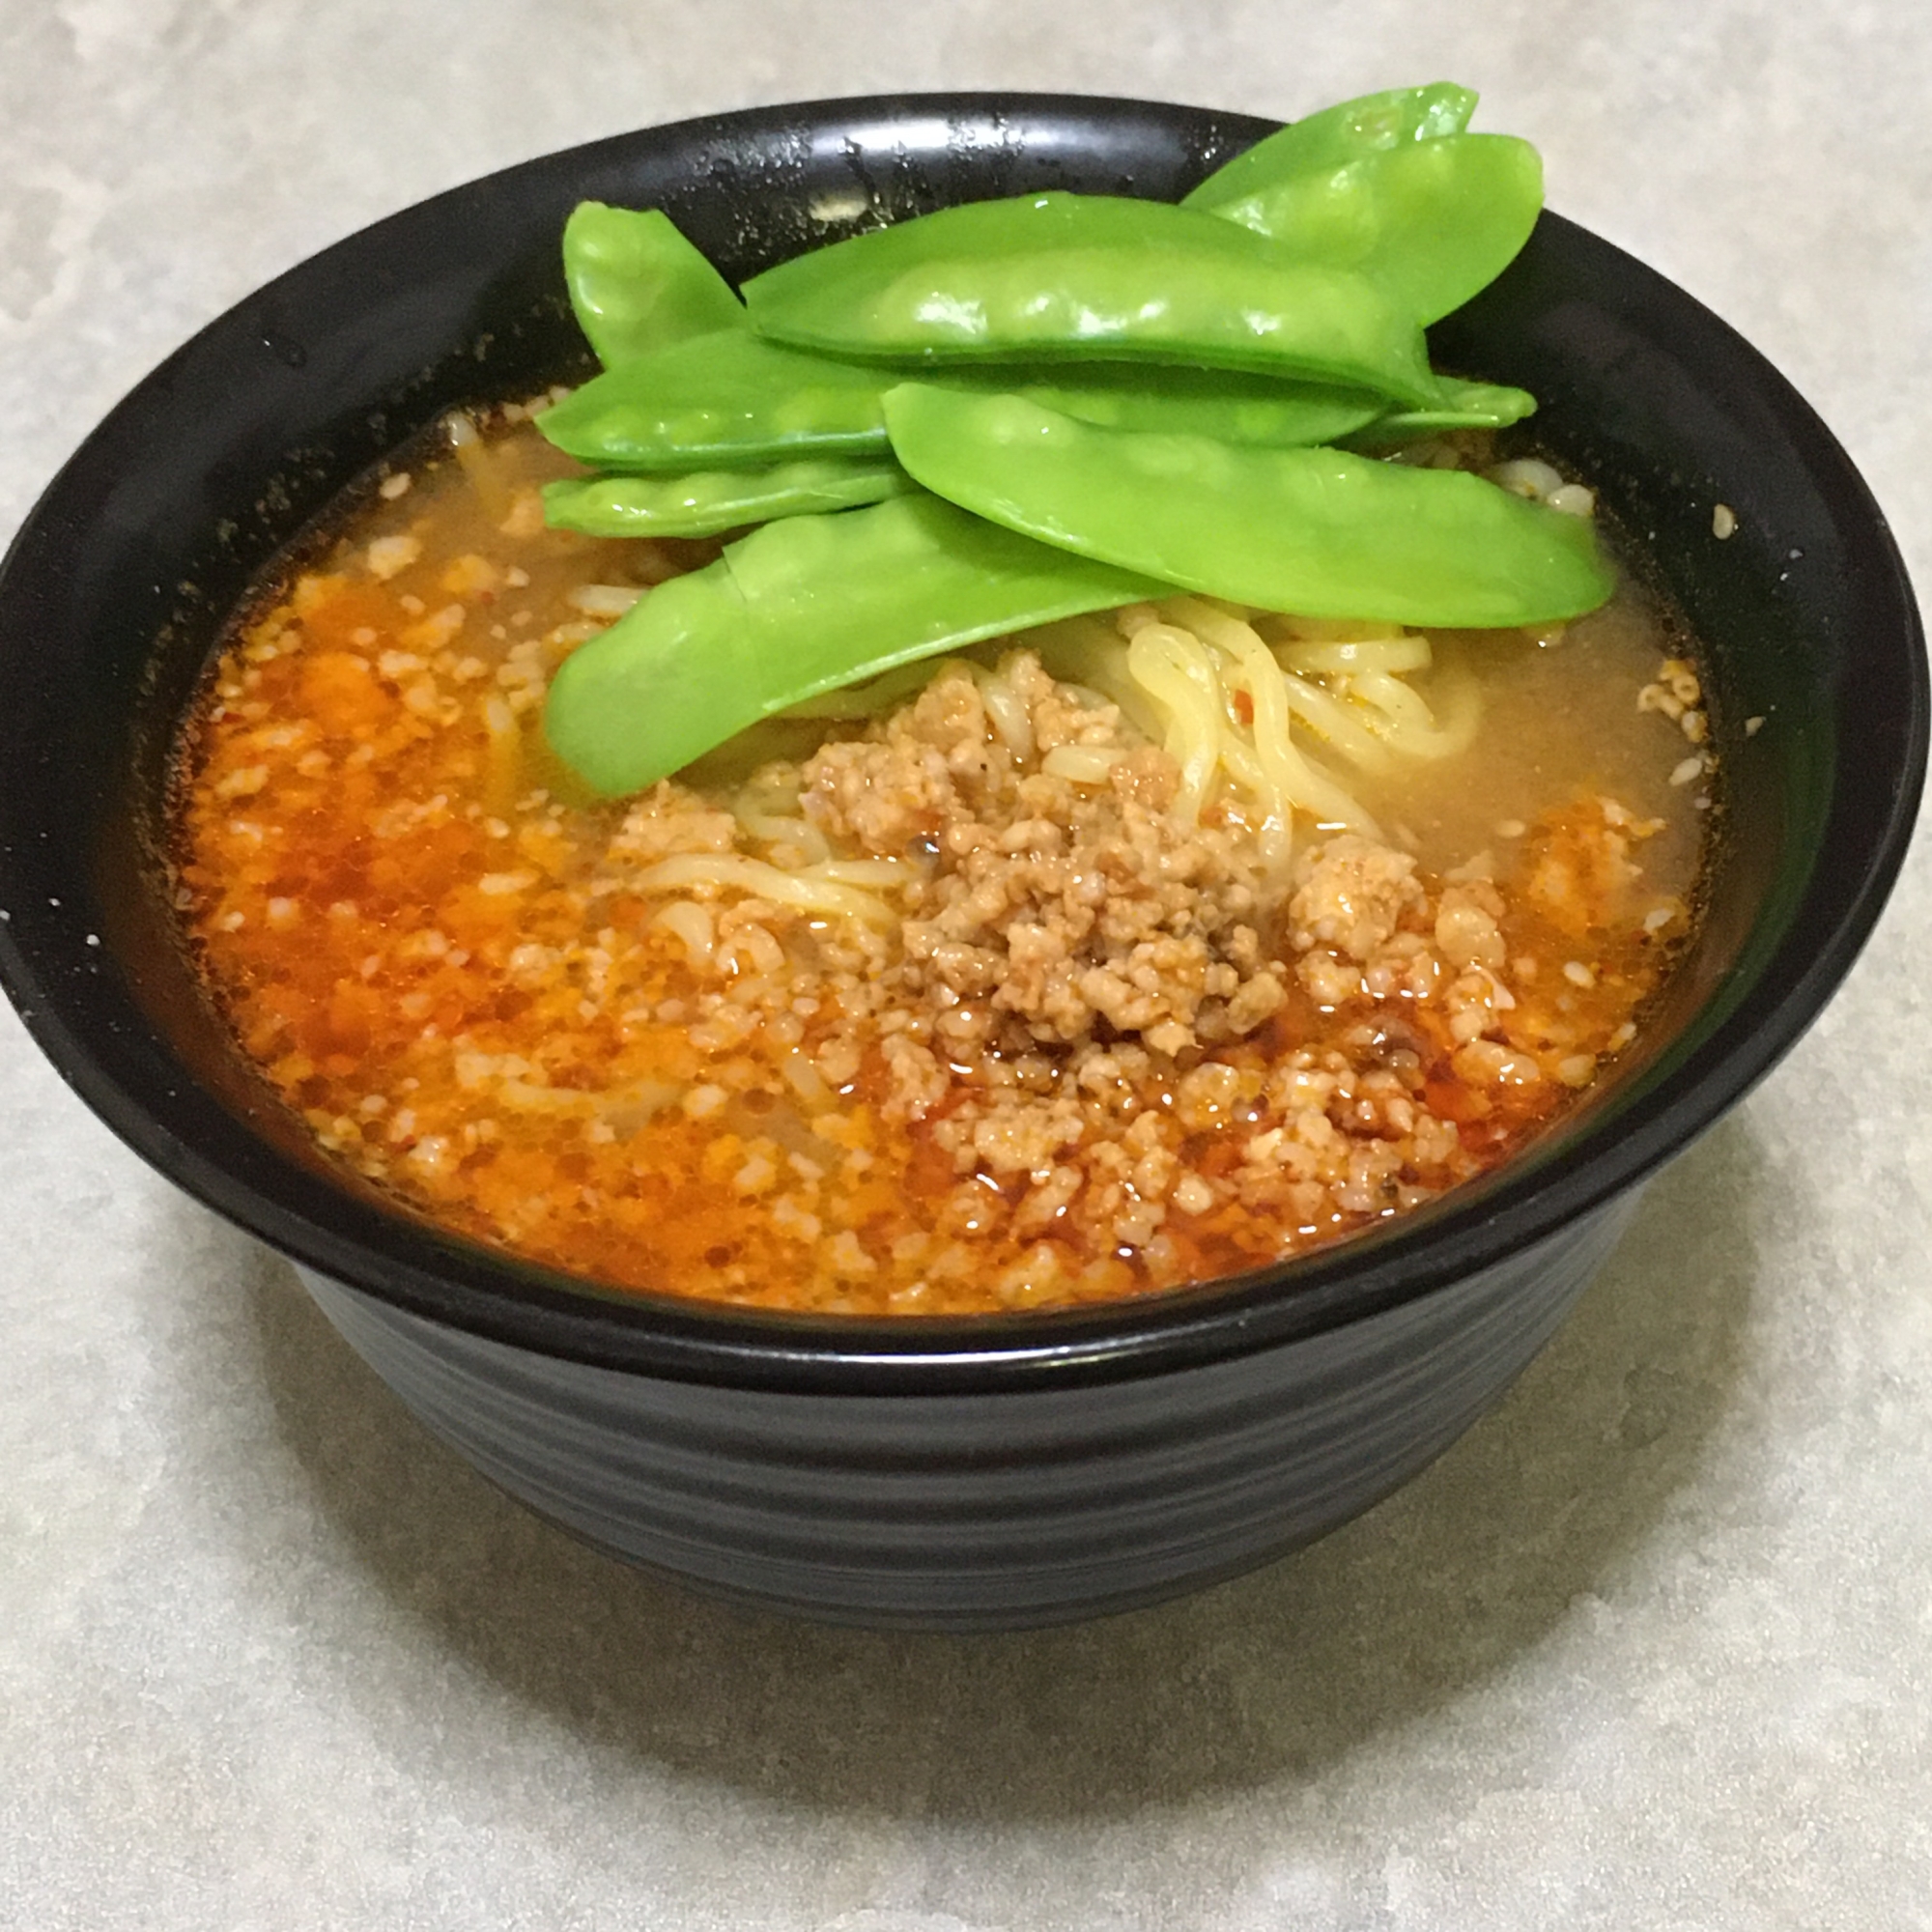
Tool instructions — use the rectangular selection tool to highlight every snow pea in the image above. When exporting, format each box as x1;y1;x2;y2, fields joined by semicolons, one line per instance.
561;202;745;368
1009;366;1382;446
542;458;913;539
1190;133;1544;326
881;384;1613;628
538;330;895;469
741;191;1441;406
1180;83;1475;212
543;494;1167;795
540;334;1387;473
1344;376;1538;449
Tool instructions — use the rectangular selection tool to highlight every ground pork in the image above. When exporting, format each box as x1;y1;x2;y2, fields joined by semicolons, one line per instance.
806;657;1278;1070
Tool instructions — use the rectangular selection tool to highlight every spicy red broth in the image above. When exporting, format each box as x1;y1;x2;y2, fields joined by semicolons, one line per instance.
173;408;1710;1316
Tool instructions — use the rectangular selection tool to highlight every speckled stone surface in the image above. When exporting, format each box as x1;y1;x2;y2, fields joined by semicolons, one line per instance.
3;4;1929;1926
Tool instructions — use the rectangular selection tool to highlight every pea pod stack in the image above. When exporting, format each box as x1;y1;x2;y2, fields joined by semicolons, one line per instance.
539;85;1610;798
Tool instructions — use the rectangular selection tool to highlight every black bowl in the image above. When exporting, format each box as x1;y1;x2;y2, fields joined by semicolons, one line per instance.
0;95;1921;1631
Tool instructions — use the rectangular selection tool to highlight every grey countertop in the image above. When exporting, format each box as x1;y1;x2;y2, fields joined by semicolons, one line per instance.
3;3;1929;1926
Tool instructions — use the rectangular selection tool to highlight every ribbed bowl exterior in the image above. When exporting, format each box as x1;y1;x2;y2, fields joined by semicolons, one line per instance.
299;1194;1635;1630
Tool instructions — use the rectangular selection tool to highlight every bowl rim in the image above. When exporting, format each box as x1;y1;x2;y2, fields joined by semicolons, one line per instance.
0;90;1924;1396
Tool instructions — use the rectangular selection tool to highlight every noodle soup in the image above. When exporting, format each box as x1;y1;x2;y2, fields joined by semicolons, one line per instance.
174;409;1710;1317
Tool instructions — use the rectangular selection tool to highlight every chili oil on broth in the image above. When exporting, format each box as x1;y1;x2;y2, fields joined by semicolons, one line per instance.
174;410;1710;1318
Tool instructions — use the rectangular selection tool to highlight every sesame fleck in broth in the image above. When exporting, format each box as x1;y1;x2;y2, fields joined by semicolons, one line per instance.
174;408;1710;1317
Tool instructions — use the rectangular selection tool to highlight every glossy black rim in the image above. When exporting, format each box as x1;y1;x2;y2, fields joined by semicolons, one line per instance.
0;93;1923;1394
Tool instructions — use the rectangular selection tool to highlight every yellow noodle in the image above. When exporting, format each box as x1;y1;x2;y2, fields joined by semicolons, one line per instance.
1124;623;1227;819
735;810;832;861
811;858;920;888
597;1080;687;1134
1021;615;1166;740
631;853;897;924
1280;635;1433;677
781;1048;836;1111
480;693;524;816
651;899;715;969
445;410;514;524
1295;742;1380;832
1350;649;1483;759
1169;602;1377;799
1041;744;1131;784
1167;602;1293;857
971;660;1037;762
1168;598;1378;844
1273;665;1400;775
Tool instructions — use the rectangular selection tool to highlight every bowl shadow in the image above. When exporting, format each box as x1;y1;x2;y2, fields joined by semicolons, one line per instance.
187;1112;1764;1824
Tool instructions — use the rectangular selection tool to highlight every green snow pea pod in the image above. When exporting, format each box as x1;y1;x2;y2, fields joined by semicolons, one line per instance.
1190;133;1543;325
881;384;1613;629
561;202;746;368
541;337;1387;472
741;191;1441;406
1007;365;1382;446
1180;83;1476;211
1343;376;1538;449
543;494;1166;795
538;329;896;470
542;457;913;539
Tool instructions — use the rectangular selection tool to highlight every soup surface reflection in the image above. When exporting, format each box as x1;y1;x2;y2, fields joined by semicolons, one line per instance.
175;409;1712;1315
